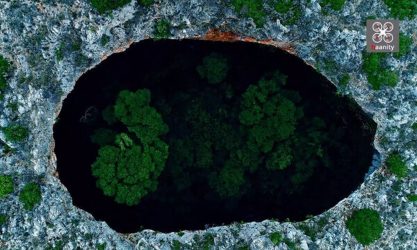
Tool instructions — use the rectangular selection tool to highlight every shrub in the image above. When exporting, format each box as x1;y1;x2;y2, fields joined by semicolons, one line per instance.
383;0;417;20
0;55;11;98
153;19;171;40
91;89;169;206
346;208;384;245
55;44;65;61
362;52;398;90
19;182;42;210
386;153;408;178
2;125;29;142
195;234;214;250
407;194;417;202
0;214;6;225
231;0;266;26
269;231;283;245
0;175;14;199
196;53;229;84
339;73;350;87
138;0;153;7
320;0;346;11
394;33;413;59
100;35;110;46
90;0;131;14
274;0;302;25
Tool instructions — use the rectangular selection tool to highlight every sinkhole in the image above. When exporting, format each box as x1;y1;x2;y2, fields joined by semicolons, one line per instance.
53;39;376;233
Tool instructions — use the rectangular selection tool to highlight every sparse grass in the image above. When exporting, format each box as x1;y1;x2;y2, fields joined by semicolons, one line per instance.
0;175;14;199
19;182;42;210
383;0;417;20
2;125;29;142
346;208;384;245
386;153;408;178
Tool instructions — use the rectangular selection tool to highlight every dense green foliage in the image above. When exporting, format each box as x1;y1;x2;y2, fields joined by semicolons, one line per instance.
2;125;29;142
386;153;408;178
90;0;131;14
383;0;417;19
395;33;413;59
0;175;14;199
197;53;230;84
231;0;266;26
320;0;346;11
91;89;169;206
362;52;398;90
153;19;171;40
346;208;383;245
269;231;283;245
19;182;42;210
0;55;11;100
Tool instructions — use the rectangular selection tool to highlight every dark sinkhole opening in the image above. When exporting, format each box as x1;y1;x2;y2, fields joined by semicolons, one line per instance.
53;39;376;233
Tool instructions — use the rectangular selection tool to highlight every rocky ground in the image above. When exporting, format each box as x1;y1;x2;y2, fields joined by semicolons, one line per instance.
0;0;416;249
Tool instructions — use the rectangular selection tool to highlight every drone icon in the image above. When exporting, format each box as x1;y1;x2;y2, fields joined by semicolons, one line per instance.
371;21;394;44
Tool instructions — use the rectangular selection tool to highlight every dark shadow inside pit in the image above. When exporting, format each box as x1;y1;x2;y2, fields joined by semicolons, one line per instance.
53;39;376;233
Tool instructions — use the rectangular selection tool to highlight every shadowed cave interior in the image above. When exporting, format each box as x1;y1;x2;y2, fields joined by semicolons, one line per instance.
53;39;376;233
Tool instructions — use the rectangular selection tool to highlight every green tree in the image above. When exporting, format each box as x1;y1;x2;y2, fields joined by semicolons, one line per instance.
346;208;384;245
91;89;169;206
19;182;42;210
196;53;229;84
240;72;299;154
386;153;408;178
2;125;29;142
153;19;171;40
0;175;14;199
210;162;246;198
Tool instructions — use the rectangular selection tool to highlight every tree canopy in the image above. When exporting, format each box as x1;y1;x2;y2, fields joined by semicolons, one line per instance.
91;89;169;206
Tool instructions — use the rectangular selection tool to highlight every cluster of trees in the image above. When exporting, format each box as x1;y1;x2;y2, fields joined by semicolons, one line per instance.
91;52;335;205
160;53;332;199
